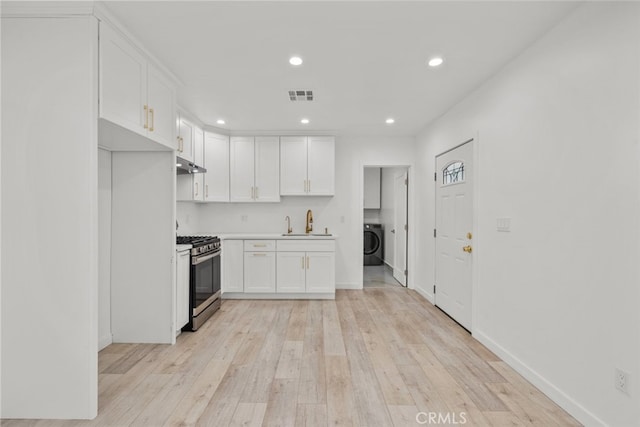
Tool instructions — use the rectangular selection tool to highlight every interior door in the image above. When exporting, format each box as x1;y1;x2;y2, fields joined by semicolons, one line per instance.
393;171;408;286
435;140;473;330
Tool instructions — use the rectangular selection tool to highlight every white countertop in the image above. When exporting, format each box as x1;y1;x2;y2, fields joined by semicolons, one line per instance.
197;232;337;240
176;244;193;251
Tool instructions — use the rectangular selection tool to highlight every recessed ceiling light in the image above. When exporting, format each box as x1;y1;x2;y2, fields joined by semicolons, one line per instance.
428;57;444;67
176;163;182;167
300;118;310;124
216;119;225;125
289;56;303;66
385;118;395;124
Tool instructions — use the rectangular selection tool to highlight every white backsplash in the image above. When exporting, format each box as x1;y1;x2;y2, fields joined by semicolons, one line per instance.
178;197;338;236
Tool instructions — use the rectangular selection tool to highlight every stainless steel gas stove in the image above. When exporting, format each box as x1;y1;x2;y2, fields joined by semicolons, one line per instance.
176;235;221;331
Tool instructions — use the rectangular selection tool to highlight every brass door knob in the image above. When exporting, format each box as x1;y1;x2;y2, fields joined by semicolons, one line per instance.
462;245;473;253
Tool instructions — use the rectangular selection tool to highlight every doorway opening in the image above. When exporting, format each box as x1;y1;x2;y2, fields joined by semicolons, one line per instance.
363;166;409;288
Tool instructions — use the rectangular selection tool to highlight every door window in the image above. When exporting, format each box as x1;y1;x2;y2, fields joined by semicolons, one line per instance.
443;161;464;185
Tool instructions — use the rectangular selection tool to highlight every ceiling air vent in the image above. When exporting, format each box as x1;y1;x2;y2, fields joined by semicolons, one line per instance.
288;90;313;101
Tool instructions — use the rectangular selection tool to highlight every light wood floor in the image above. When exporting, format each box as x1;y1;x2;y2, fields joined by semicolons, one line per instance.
2;288;580;427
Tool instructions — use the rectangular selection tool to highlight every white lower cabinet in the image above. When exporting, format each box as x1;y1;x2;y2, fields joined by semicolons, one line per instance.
222;240;243;293
276;248;335;293
223;238;335;298
276;252;307;293
244;251;276;293
176;249;190;333
243;240;277;293
305;252;336;293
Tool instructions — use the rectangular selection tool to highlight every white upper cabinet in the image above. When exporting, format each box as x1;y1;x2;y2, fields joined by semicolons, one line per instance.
230;137;255;202
204;132;230;202
280;137;308;195
192;126;205;201
307;136;335;195
280;136;335;196
177;116;195;162
146;66;177;148
99;23;176;150
230;136;280;202
254;137;280;202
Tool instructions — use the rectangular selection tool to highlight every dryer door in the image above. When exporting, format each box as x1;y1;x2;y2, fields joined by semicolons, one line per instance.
364;230;381;255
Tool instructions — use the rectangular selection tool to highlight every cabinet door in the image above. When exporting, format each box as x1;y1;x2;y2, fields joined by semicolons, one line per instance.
192;127;205;201
176;250;191;331
306;252;335;293
204;132;230;202
244;252;276;293
276;252;306;293
307;136;335;195
280;136;308;195
147;65;176;149
99;24;147;136
222;240;244;293
254;136;280;202
230;137;255;202
178;119;194;162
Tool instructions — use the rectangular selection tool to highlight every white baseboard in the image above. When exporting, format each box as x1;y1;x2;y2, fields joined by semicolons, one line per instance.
413;285;434;304
473;330;606;427
223;292;334;300
98;333;113;351
336;282;362;290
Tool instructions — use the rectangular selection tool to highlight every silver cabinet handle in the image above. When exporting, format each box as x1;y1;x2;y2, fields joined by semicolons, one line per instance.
308;180;311;193
205;184;209;199
255;186;259;200
253;253;266;257
306;256;310;269
195;182;198;196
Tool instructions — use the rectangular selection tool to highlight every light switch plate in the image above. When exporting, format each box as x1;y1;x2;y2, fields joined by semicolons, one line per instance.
497;217;511;232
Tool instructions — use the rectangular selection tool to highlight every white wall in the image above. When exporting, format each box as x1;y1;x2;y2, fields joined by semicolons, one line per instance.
379;167;407;267
0;4;3;418
176;201;200;235
111;152;176;344
414;3;640;426
1;16;98;419
181;134;416;288
98;149;112;350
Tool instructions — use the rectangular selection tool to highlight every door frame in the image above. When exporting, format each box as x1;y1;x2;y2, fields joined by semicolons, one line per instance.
392;170;408;287
359;163;413;289
434;136;479;333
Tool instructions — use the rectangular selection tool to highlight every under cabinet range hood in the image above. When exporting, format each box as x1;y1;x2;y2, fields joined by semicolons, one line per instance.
176;156;207;175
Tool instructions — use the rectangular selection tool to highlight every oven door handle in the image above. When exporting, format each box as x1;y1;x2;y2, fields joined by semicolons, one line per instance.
192;250;221;265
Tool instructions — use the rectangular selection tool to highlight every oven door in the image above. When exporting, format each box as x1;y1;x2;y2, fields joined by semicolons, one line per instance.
191;249;221;318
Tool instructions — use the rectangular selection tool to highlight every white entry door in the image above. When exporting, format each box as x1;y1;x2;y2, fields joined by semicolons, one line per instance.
393;171;408;286
435;140;473;330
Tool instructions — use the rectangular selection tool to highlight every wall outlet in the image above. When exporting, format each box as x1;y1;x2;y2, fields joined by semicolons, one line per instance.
496;217;511;232
240;214;248;222
615;368;629;394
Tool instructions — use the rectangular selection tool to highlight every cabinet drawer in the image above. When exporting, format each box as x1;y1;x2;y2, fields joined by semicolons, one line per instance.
244;240;276;251
276;240;335;252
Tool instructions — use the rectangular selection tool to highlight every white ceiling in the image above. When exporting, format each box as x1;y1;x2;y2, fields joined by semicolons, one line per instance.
102;1;578;136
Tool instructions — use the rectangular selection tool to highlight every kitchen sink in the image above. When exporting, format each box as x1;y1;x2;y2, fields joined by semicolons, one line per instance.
281;233;332;237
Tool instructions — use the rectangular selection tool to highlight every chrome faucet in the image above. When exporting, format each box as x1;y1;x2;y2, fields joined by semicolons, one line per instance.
305;209;313;234
285;216;292;234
